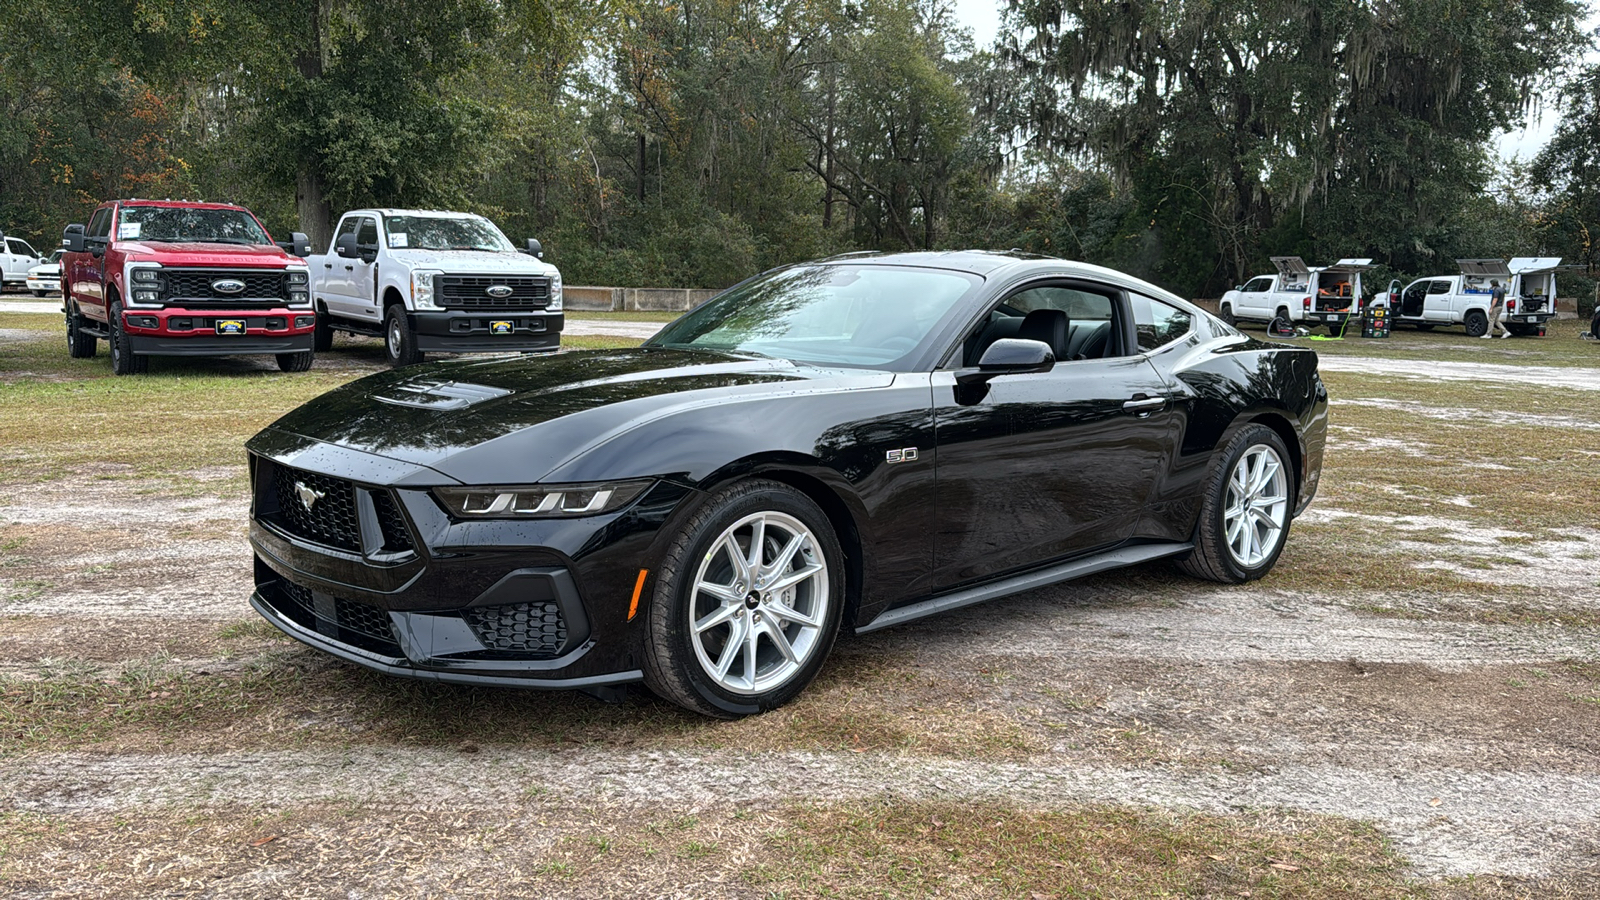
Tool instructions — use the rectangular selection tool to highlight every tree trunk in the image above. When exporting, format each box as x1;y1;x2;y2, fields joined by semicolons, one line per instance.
296;168;334;252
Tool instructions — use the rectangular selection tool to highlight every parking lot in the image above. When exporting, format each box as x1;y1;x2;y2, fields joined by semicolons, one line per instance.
2;295;1599;897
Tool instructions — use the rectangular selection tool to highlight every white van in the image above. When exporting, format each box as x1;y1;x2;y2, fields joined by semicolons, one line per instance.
1218;257;1371;334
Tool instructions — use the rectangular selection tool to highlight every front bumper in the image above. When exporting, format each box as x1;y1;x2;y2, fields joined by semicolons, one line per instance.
413;310;564;353
25;276;59;293
124;306;317;356
244;435;694;688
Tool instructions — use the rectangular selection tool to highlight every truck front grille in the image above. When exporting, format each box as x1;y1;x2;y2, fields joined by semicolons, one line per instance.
438;275;551;310
159;269;288;305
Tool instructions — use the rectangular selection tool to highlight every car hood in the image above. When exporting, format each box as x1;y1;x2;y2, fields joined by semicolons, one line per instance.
262;349;893;481
388;249;555;275
28;264;60;276
117;242;295;267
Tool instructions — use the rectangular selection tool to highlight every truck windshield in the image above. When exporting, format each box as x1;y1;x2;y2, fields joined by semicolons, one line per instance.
117;206;270;245
383;215;514;252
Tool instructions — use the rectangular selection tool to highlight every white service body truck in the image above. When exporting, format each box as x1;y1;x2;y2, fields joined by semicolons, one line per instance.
1218;257;1371;334
308;209;563;366
1389;258;1559;337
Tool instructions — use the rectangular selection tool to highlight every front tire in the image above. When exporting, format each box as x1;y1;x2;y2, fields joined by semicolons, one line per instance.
277;350;314;372
1463;310;1488;337
1589;308;1599;339
1178;424;1293;584
66;302;96;358
1218;304;1235;327
312;310;333;352
108;301;148;375
641;480;846;718
32;290;46;298
384;305;423;367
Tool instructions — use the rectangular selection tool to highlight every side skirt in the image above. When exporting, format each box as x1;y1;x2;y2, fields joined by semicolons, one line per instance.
855;541;1194;634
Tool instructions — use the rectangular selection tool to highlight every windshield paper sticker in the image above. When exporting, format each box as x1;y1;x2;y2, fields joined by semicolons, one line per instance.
389;233;408;248
117;222;141;240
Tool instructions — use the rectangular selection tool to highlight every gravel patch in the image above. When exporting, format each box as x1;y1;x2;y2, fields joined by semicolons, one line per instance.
1319;357;1600;391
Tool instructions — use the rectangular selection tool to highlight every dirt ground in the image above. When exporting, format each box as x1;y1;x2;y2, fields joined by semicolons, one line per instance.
3;315;1600;897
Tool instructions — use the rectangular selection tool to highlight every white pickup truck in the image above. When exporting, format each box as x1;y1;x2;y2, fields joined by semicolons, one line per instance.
1;233;47;291
1387;258;1560;337
1217;257;1371;335
308;208;563;366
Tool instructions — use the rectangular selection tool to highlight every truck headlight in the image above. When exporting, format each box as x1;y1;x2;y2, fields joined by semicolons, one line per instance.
132;268;160;283
411;269;443;310
434;480;651;519
286;270;309;286
548;272;562;312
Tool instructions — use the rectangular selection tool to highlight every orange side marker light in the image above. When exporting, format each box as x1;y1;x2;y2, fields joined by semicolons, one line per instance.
628;569;649;621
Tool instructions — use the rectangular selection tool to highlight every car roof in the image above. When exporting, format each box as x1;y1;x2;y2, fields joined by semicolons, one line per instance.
113;199;252;211
353;209;485;218
813;250;1195;310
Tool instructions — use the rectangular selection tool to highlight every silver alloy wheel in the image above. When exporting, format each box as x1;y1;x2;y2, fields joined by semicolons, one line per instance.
1223;444;1289;567
387;316;403;358
688;510;830;695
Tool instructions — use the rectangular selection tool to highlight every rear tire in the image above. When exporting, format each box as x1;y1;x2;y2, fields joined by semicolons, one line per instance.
1178;424;1294;584
641;479;846;718
277;350;315;372
108;301;148;375
384;304;423;367
66;302;96;358
1463;310;1488;337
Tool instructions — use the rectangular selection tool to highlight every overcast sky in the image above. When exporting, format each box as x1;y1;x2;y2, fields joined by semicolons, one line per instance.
944;0;1564;162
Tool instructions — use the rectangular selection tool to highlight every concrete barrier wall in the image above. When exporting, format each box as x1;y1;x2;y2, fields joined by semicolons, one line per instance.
564;286;722;312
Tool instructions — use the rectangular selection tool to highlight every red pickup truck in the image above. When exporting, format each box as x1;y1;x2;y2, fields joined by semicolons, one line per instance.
60;200;316;375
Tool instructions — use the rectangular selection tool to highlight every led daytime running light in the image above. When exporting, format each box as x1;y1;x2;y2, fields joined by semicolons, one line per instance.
436;480;651;519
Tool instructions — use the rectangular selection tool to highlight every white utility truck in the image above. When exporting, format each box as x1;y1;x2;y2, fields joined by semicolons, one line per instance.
308;209;563;366
1388;258;1560;337
1218;257;1371;334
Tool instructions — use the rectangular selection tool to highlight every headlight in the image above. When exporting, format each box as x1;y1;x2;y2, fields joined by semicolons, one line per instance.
411;269;442;310
434;480;651;519
286;270;309;286
548;271;562;312
132;268;160;283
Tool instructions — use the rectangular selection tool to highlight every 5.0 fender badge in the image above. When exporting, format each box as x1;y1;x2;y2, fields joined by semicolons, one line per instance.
885;448;919;464
294;481;326;512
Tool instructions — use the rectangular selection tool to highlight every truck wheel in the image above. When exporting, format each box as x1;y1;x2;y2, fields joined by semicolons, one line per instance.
1590;309;1600;339
313;311;333;352
1218;304;1235;326
384;305;424;367
641;479;845;718
32;290;46;298
1267;314;1292;337
1463;310;1488;337
277;350;315;372
66;303;96;358
108;301;148;375
1177;423;1294;584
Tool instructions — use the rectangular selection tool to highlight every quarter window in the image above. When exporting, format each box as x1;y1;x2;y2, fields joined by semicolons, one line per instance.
1427;280;1452;295
1130;295;1193;351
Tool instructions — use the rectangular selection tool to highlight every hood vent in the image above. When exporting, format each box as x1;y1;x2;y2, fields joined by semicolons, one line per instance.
374;380;513;411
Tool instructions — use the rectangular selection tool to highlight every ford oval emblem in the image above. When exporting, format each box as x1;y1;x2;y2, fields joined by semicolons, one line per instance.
486;284;514;298
212;278;246;294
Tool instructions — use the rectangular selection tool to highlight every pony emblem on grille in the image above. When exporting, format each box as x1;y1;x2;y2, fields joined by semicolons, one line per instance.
294;481;325;512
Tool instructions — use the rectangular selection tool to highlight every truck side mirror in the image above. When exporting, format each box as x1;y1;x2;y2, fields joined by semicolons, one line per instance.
523;238;543;259
275;232;312;258
61;224;86;253
334;233;358;260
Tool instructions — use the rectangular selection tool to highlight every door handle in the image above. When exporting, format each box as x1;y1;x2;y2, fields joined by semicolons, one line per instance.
344;265;353;271
1122;395;1166;414
324;263;333;269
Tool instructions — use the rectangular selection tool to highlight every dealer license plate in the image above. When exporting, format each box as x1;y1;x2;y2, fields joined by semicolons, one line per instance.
215;319;246;335
490;320;514;335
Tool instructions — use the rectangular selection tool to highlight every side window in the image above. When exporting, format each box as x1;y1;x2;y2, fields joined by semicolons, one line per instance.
965;283;1120;365
331;216;360;253
5;239;24;256
1244;277;1271;293
1427;280;1452;295
87;208;112;239
1130;294;1193;352
356;217;378;246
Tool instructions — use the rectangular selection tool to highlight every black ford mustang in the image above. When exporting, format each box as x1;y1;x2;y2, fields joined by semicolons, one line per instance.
247;251;1327;717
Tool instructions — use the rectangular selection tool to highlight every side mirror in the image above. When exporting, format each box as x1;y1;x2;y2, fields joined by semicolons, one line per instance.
62;224;86;253
956;338;1055;385
357;243;379;264
275;232;312;258
523;238;543;258
334;233;358;259
1234;284;1243;292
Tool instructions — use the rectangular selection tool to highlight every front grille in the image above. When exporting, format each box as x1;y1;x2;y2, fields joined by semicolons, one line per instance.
438;275;550;310
370;491;414;553
159;269;287;305
272;468;360;552
271;578;400;654
462;602;567;656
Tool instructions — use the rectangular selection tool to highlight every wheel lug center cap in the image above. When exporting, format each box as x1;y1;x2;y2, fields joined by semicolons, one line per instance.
745;593;760;609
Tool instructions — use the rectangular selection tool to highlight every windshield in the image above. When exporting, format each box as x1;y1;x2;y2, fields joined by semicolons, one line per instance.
116;206;270;245
383;215;514;252
646;264;980;369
